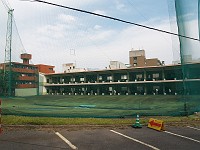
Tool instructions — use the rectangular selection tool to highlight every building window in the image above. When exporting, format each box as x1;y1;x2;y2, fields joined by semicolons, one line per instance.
107;76;112;81
99;76;102;80
109;87;112;91
80;77;84;82
153;73;159;79
133;57;137;63
136;74;143;80
121;75;127;80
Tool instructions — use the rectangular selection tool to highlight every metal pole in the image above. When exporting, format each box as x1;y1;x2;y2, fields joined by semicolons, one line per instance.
8;9;13;97
4;9;14;97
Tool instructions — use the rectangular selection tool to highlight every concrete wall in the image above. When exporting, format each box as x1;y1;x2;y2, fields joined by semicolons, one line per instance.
146;58;161;66
39;73;47;95
15;88;37;96
36;64;55;73
109;61;127;69
130;56;146;67
129;50;145;57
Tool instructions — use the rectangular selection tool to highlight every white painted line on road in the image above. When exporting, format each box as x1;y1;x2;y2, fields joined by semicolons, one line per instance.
110;130;160;150
187;126;200;131
164;131;200;143
55;132;78;150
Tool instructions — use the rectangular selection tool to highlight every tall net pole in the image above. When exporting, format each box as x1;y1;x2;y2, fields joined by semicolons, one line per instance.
4;9;14;97
174;0;187;115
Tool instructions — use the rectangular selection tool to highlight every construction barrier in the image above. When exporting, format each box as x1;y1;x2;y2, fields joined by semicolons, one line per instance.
148;118;165;131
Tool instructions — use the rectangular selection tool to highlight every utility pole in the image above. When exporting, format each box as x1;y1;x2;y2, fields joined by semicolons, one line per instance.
4;9;14;97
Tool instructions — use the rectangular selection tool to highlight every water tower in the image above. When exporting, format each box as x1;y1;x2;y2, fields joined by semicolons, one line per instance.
21;53;32;64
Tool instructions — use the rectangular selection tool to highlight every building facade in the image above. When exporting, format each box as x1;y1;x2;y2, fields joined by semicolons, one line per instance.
0;53;55;96
109;61;127;69
0;55;38;96
129;49;162;67
43;63;200;96
36;64;55;74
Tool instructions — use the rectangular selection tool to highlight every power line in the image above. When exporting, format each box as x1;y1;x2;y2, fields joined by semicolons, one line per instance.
22;0;200;41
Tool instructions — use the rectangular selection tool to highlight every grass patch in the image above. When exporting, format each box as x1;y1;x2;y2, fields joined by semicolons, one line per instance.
2;115;135;125
2;115;199;126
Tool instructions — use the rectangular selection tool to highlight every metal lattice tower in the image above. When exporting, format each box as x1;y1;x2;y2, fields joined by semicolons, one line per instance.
4;8;14;97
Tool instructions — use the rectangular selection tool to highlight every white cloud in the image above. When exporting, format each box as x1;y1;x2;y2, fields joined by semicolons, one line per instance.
115;1;126;10
76;20;174;69
58;14;76;24
8;19;176;72
48;0;99;6
88;30;115;42
94;25;102;30
3;0;199;72
93;10;106;15
36;24;66;39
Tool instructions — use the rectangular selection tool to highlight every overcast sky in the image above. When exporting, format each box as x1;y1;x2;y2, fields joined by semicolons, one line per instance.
0;0;199;72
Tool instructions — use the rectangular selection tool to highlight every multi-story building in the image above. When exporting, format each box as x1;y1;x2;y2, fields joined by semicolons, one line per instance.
42;63;200;96
1;50;199;96
0;53;55;96
39;49;199;96
129;50;146;67
129;49;162;67
0;53;38;96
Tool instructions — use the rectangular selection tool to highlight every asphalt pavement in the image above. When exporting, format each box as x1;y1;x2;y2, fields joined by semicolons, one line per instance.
0;126;199;150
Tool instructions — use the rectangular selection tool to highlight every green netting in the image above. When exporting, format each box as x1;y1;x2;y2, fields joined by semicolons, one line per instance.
1;95;200;118
175;0;200;66
0;0;200;118
172;0;200;115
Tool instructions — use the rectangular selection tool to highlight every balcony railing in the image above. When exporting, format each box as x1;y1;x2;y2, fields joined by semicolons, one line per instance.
16;84;37;88
18;76;37;81
12;68;37;74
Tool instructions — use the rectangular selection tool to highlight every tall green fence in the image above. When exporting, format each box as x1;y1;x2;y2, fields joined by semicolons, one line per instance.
0;0;200;118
